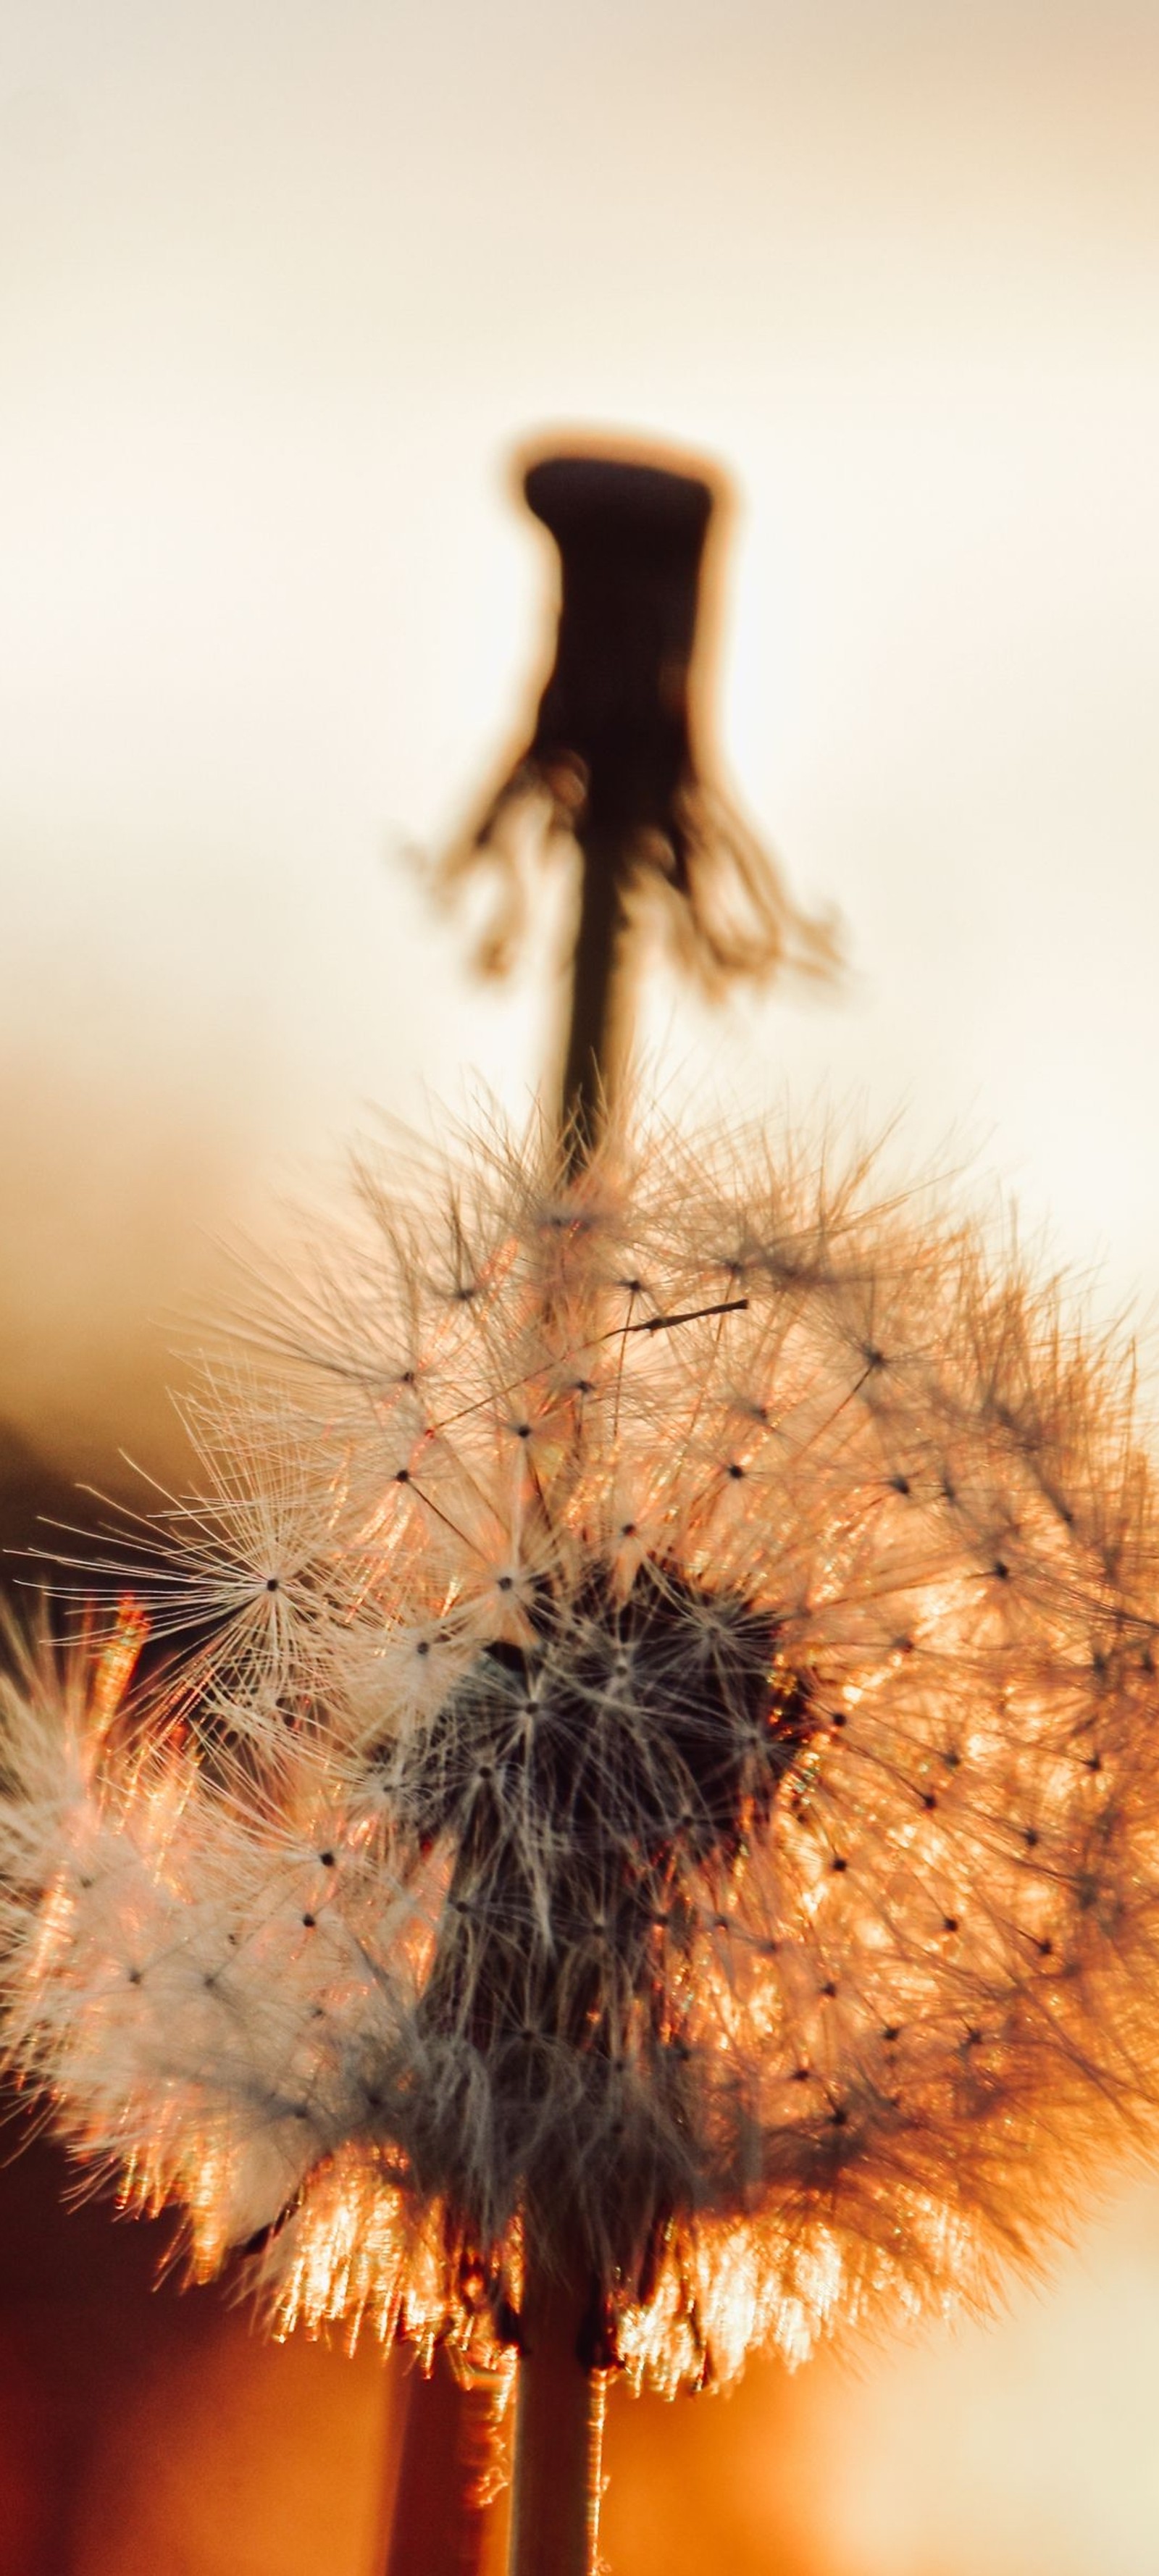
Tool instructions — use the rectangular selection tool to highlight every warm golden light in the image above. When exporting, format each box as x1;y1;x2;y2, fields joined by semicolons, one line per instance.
2;4;1158;2567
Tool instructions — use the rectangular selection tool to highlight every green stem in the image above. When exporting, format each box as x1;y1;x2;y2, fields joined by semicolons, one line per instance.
508;2251;605;2576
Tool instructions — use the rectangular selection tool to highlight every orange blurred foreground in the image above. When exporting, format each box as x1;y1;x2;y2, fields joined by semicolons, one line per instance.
0;2125;829;2576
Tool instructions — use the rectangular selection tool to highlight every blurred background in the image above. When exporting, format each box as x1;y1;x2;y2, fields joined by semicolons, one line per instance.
2;0;1159;2568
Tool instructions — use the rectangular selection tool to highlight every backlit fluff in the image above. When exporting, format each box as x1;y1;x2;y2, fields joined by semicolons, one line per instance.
4;1114;1159;2391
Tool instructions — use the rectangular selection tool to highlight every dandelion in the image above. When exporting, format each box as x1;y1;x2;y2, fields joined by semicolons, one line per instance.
4;442;1159;2576
4;1110;1159;2569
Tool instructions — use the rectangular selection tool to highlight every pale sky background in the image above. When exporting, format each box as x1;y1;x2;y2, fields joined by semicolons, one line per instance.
2;3;1159;2570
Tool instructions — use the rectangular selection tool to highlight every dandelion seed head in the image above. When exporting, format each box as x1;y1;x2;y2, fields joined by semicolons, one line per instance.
4;1111;1159;2388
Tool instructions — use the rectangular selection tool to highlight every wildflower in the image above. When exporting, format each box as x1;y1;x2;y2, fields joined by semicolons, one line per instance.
3;1108;1159;2404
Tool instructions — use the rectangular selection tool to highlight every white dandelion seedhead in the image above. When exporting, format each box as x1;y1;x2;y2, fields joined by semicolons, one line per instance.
4;1111;1159;2392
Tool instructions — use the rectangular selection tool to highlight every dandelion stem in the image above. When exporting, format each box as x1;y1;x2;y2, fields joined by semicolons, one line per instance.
561;821;631;1168
382;2351;495;2576
509;2250;605;2576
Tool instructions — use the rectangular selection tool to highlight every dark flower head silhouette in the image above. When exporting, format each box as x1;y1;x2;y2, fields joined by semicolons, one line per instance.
435;448;839;1023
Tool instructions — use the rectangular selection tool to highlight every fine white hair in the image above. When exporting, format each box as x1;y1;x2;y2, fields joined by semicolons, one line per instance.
4;1107;1159;2391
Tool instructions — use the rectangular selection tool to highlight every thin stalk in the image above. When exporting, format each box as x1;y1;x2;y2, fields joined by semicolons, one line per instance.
561;822;631;1169
508;2251;606;2576
506;813;628;2572
382;2351;496;2576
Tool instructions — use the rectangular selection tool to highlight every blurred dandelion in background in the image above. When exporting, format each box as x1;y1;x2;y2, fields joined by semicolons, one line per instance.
4;443;1159;2576
436;448;839;1005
